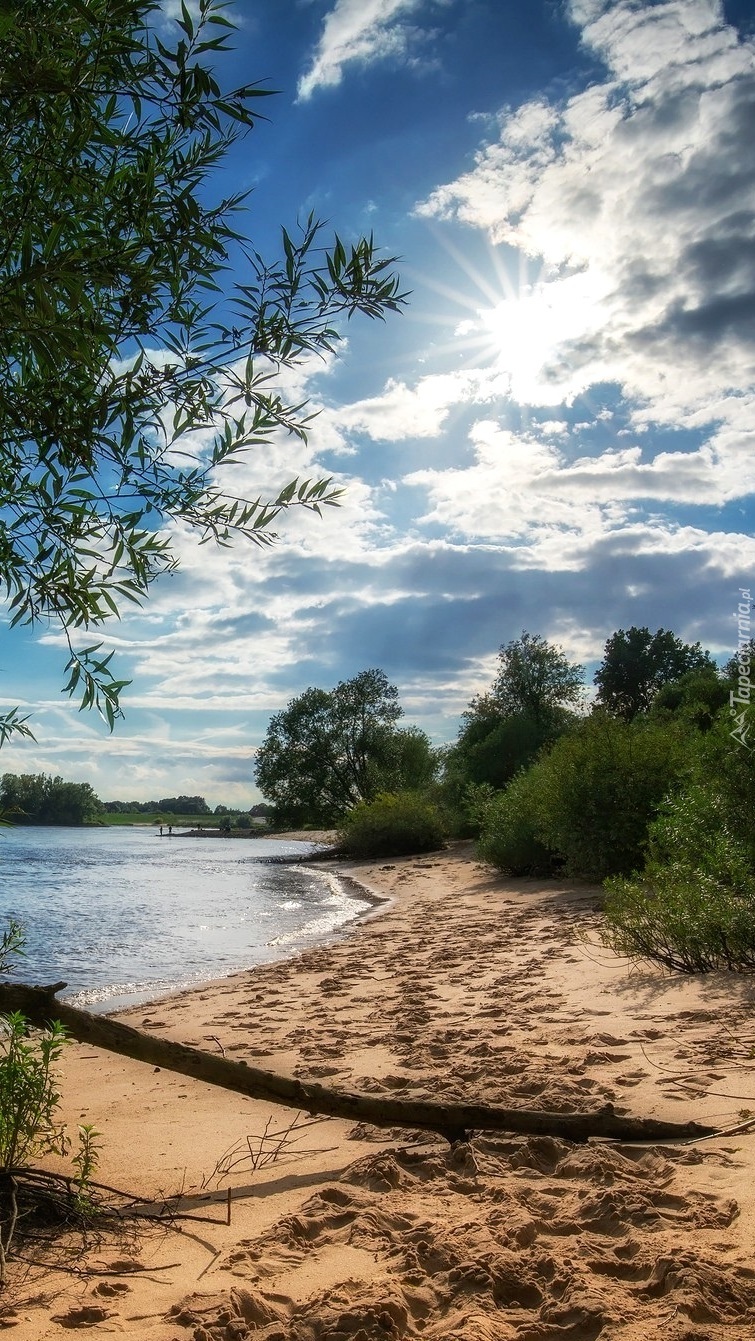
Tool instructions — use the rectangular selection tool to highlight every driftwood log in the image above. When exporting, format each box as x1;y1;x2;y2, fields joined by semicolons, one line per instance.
0;981;717;1145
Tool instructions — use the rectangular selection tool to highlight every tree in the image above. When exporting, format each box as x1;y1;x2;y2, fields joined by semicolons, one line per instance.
490;632;584;726
594;627;715;721
0;773;100;824
382;725;438;794
453;710;561;792
254;669;435;827
446;632;584;804
0;0;405;733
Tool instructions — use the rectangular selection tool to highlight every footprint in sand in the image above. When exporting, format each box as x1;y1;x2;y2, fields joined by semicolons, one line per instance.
52;1306;113;1327
92;1281;131;1298
614;1070;650;1088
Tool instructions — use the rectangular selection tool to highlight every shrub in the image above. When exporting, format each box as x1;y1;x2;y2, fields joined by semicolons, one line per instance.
339;792;446;858
694;704;755;865
602;870;755;973
529;714;690;880
644;783;754;888
476;771;554;875
0;922;101;1278
0;1012;69;1172
601;783;755;972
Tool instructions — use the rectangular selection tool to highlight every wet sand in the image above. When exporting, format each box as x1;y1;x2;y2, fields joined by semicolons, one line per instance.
5;842;755;1339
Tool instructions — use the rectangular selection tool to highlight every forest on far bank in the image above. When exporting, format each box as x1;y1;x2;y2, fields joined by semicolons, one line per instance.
0;776;271;828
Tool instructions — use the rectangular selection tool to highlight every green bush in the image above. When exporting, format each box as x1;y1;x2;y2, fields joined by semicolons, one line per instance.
528;714;690;880
476;771;554;875
644;783;754;888
339;792;446;858
694;704;755;865
602;870;755;973
0;922;102;1278
601;783;755;972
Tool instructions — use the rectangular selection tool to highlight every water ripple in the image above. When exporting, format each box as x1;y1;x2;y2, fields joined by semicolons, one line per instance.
0;827;369;1010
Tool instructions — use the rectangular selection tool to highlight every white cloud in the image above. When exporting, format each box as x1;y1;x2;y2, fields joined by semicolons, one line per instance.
326;366;507;441
406;416;755;569
416;0;755;425
297;0;431;100
407;420;616;559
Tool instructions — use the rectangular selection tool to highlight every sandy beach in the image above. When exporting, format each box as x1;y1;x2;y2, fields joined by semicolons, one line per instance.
4;841;755;1339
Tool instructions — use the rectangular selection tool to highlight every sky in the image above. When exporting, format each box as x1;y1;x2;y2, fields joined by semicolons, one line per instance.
2;0;755;807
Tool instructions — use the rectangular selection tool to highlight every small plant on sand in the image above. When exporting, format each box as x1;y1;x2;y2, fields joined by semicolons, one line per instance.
601;785;755;972
0;1012;69;1171
0;922;102;1281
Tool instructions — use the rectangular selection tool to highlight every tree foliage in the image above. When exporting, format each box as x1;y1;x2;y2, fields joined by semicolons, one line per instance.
594;627;715;721
452;710;565;793
478;714;691;882
254;669;436;827
475;769;554;876
0;0;405;731
443;632;583;807
489;631;584;725
533;714;693;881
0;772;100;825
649;667;730;730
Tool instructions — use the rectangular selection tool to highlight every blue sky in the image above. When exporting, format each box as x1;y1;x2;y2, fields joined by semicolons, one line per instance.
2;0;754;806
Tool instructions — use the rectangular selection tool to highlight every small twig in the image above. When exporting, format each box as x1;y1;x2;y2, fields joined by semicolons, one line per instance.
197;1246;225;1281
686;1116;755;1144
125;1207;229;1227
14;1256;183;1276
636;1042;755;1103
6;1168;137;1201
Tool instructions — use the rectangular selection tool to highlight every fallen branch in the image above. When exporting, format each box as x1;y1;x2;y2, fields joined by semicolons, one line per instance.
0;981;717;1145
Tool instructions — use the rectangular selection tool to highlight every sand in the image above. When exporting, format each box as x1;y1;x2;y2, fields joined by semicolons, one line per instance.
4;841;755;1339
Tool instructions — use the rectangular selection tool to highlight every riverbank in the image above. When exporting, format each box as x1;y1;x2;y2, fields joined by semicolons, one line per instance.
6;842;755;1338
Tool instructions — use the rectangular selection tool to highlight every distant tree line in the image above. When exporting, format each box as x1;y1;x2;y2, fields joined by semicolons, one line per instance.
100;795;211;815
1;774;100;826
99;798;273;818
0;782;275;826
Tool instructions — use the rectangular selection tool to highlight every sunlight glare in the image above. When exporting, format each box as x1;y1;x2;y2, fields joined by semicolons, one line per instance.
478;270;600;402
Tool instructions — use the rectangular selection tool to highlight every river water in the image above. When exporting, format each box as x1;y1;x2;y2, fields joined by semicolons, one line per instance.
0;827;370;1011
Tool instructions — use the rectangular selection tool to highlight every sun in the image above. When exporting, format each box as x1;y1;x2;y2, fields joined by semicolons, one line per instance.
479;286;561;394
411;235;605;405
475;267;605;403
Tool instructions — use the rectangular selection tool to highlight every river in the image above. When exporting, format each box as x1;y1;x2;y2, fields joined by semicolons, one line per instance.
0;826;370;1011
